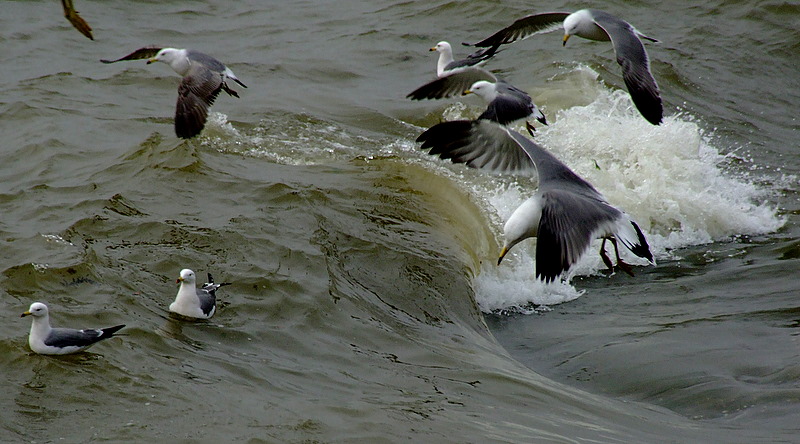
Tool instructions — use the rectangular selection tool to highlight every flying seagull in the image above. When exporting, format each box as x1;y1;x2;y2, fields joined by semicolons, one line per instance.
409;68;547;135
61;0;93;40
407;66;497;101
408;40;545;134
464;9;663;125
101;46;247;139
465;80;547;135
170;269;230;319
416;120;654;282
21;302;125;355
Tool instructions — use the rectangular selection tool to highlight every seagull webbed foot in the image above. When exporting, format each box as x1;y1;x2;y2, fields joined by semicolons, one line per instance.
600;236;637;277
599;238;615;273
222;84;240;98
525;121;536;137
616;259;636;277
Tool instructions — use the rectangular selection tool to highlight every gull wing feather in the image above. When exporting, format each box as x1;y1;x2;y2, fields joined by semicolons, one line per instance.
465;12;570;48
100;46;163;64
591;11;663;125
174;65;223;139
416;120;536;175
408;67;497;100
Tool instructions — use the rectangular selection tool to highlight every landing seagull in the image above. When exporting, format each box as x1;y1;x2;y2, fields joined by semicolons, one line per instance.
21;302;125;355
416;120;654;282
408;63;547;134
170;269;230;319
101;46;247;139
465;9;663;125
465;80;547;135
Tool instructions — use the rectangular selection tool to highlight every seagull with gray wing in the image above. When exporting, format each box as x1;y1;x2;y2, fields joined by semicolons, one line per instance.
101;46;247;139
416;120;654;283
21;302;125;355
429;41;498;78
464;80;547;135
408;47;547;135
464;9;663;125
170;269;230;319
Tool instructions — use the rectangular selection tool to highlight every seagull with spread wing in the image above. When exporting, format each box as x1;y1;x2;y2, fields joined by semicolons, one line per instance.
416;119;654;282
101;46;247;139
408;42;546;135
465;9;663;125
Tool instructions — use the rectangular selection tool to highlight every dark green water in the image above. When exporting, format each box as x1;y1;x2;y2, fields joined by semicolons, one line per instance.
1;0;798;442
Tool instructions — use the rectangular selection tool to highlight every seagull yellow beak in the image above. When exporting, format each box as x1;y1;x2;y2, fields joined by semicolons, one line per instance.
562;34;571;46
176;277;184;284
146;58;157;64
429;46;437;51
21;311;31;317
497;246;510;265
463;89;473;96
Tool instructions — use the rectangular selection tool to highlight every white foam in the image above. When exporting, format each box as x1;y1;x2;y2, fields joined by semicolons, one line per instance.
201;76;785;313
203;112;381;167
462;68;784;311
535;88;785;252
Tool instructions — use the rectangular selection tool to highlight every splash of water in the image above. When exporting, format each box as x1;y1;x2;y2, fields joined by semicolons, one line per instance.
200;69;785;313
468;68;784;312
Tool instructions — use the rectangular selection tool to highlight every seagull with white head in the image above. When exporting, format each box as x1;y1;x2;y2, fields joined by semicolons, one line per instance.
430;41;498;78
465;80;547;134
465;9;663;125
416;120;655;282
170;269;230;319
101;46;247;139
21;302;125;355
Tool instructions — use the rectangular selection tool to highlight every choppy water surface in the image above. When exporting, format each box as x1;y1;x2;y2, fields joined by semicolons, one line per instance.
1;0;798;442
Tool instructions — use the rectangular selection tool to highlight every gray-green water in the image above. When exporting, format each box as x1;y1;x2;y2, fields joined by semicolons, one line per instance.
1;0;798;442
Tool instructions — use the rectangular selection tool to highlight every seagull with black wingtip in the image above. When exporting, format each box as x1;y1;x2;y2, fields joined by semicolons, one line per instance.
21;302;125;355
416;119;655;283
409;43;547;135
464;9;664;125
170;269;230;319
101;46;247;139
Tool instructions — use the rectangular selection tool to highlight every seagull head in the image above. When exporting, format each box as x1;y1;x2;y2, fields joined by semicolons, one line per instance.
498;197;543;265
21;302;49;318
177;269;196;285
562;9;592;46
430;41;452;53
464;80;498;102
148;48;179;65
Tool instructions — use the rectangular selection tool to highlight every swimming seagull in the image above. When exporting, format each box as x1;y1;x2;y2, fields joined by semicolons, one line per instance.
464;9;663;125
21;302;125;355
407;40;501;100
170;269;230;319
416;120;654;282
429;41;499;78
101;46;247;139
